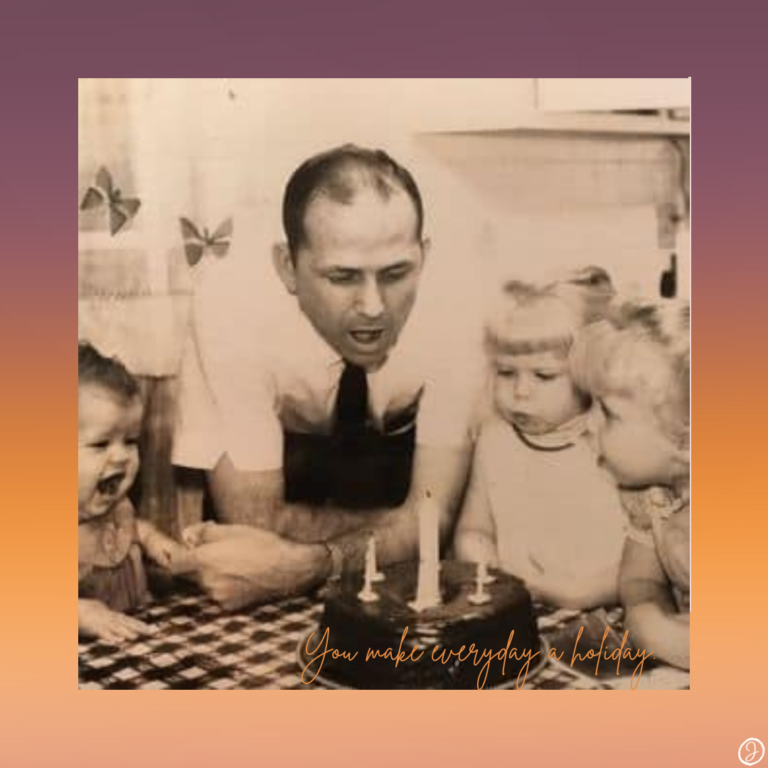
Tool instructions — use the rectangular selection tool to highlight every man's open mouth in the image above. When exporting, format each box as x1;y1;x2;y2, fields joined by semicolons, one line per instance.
97;472;125;496
349;329;385;345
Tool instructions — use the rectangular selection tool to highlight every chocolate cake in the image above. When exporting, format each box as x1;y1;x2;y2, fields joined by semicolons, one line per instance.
309;560;540;689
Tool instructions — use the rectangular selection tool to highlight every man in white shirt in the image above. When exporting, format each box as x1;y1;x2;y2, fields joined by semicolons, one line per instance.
173;145;481;608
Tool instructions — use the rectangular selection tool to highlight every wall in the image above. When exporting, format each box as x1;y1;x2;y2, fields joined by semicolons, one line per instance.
79;78;689;378
415;130;689;300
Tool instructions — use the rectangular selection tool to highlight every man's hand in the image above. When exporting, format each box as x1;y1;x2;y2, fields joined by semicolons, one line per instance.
173;523;331;610
78;599;154;644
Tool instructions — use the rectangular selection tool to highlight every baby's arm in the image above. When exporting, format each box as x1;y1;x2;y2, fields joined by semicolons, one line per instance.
453;460;499;566
619;538;690;669
527;560;620;611
136;519;189;572
78;598;153;643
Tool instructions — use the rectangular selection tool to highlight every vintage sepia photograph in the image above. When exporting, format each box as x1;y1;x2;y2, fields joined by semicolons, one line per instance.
78;78;691;690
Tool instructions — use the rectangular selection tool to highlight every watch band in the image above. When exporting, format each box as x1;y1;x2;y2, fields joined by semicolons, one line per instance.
324;541;344;581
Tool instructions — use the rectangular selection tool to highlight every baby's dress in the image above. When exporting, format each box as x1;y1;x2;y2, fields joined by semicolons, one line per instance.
478;413;626;591
620;486;690;611
79;498;149;613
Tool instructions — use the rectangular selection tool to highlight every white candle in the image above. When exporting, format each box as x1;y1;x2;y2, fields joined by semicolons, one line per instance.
468;560;491;606
420;492;439;570
409;491;442;611
358;538;379;603
478;559;495;586
366;536;385;583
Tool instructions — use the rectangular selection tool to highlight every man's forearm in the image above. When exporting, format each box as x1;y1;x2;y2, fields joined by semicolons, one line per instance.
326;503;419;574
326;442;473;574
208;457;383;542
273;501;385;544
206;443;471;588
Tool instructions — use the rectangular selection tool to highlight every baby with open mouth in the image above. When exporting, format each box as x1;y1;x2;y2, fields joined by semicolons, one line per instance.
78;342;188;644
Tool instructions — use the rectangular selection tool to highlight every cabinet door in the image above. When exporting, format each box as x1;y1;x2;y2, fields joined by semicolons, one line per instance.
537;78;690;112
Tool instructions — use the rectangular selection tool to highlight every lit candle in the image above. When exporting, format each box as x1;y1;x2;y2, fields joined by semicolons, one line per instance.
366;535;385;583
409;491;442;611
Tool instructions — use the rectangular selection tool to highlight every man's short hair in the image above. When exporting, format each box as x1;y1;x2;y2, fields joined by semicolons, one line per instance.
282;144;424;256
78;341;140;401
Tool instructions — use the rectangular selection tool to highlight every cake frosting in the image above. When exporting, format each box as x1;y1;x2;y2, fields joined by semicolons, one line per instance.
314;560;540;689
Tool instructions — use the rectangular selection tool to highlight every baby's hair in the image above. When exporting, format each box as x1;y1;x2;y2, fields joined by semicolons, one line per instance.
556;265;616;323
485;282;574;357
78;341;140;402
571;300;690;447
485;268;615;358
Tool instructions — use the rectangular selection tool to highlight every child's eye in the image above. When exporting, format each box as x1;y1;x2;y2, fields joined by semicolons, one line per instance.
535;372;559;382
89;440;110;450
496;369;516;378
126;437;140;447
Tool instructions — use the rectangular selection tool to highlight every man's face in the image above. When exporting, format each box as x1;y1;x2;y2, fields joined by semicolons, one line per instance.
78;384;143;522
279;190;426;369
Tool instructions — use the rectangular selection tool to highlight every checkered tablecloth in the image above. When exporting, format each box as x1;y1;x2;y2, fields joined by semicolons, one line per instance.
78;593;689;690
79;592;321;690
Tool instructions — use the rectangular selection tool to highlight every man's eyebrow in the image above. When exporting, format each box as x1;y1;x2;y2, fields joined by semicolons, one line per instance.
322;265;360;273
379;261;414;273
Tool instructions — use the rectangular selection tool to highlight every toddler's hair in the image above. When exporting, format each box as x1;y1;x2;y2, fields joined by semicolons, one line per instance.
485;266;615;357
571;300;690;448
78;341;140;402
555;265;616;323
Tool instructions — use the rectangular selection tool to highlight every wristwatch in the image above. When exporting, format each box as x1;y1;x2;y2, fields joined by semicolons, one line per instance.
324;541;345;581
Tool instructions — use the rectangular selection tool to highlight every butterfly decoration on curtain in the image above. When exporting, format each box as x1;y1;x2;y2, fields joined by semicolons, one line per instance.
179;217;233;266
80;167;141;235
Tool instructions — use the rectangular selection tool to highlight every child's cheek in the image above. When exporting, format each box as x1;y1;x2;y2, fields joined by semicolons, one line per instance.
78;465;97;506
126;458;140;489
495;380;514;409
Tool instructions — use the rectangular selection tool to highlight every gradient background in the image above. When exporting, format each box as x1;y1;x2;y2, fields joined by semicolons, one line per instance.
2;1;766;767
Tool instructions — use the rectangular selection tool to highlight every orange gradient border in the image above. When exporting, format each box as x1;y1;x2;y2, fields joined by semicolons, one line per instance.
2;16;766;767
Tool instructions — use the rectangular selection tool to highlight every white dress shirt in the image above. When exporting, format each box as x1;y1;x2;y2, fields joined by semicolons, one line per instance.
173;258;484;472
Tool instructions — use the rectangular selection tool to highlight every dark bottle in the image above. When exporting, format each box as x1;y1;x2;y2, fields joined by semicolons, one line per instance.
660;253;677;299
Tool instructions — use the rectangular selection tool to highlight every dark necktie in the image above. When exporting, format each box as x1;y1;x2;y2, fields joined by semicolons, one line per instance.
335;362;369;436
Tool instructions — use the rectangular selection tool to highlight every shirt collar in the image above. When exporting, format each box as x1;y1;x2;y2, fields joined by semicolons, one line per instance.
294;308;398;377
291;306;342;371
514;411;590;451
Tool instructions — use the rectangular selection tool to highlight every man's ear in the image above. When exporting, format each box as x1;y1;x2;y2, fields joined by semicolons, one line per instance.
420;237;431;268
272;242;297;294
